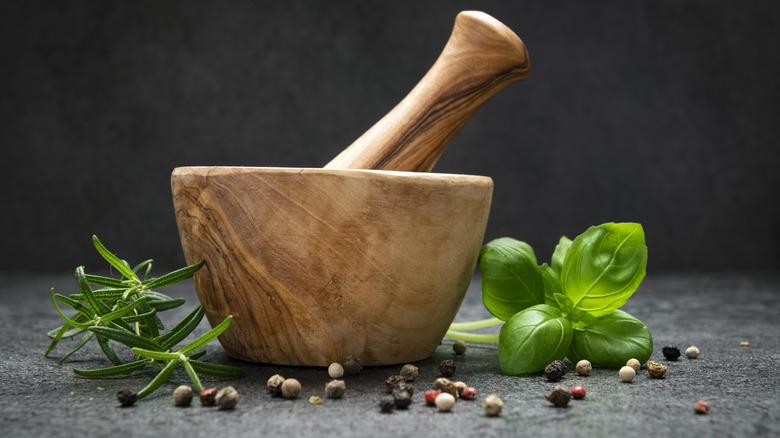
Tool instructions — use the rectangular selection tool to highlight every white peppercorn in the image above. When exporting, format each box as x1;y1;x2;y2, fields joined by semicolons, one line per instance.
173;385;193;407
482;394;503;416
215;386;239;410
267;374;285;397
281;378;302;399
328;362;344;378
453;381;467;398
626;358;641;372
619;366;636;382
575;359;592;376
686;345;700;359
325;379;346;399
435;392;456;412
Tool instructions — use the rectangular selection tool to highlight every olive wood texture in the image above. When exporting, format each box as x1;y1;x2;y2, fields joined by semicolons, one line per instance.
324;10;530;172
172;167;493;366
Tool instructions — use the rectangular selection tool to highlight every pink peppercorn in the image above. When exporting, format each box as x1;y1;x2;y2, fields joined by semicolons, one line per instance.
461;387;477;400
570;385;586;399
424;389;441;406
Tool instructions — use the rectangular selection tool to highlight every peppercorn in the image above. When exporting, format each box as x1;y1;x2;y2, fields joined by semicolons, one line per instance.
424;389;441;406
545;360;567;381
200;387;217;406
647;361;668;378
570;385;586;399
342;355;363;374
385;375;406;393
439;359;456;377
453;340;467;355
545;385;571;407
328;362;344;378
435;392;456;412
379;395;395;413
281;378;302;399
173;385;193;407
399;364;418;382
693;399;710;414
453;381;467;397
392;388;412;409
325;379;346;399
433;377;458;397
663;344;681;361
461;387;477;400
626;358;641;372
266;374;285;397
686;345;700;359
575;359;592;376
619;366;636;382
216;386;239;410
116;387;138;407
482;394;503;416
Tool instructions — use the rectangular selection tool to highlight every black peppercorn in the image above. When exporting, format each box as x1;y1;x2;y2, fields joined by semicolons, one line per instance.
439;359;456;377
663;344;681;361
379;395;395;413
545;385;572;407
116;387;138;407
544;360;567;381
392;388;412;409
385;375;406;393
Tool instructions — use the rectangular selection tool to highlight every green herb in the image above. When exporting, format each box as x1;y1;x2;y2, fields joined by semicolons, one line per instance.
46;235;244;398
446;222;652;374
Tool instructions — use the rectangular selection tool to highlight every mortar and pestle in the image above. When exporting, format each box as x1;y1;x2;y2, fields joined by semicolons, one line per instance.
171;11;530;366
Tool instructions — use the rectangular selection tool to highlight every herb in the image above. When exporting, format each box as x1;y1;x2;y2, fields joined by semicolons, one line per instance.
446;223;653;374
46;235;245;399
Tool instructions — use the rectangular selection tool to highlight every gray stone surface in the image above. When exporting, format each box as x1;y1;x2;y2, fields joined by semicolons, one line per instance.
1;272;778;437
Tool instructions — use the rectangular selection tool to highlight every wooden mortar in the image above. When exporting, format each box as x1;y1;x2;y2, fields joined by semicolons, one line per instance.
172;11;529;366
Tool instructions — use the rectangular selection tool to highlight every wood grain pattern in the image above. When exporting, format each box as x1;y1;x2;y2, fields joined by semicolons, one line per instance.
324;10;530;172
172;167;493;366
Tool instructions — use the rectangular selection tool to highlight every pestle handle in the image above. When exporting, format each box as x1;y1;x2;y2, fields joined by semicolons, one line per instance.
324;11;530;172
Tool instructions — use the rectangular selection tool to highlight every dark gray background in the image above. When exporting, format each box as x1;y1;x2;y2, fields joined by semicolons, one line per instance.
2;1;778;273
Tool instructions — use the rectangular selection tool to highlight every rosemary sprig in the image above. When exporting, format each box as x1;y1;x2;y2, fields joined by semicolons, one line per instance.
47;235;245;399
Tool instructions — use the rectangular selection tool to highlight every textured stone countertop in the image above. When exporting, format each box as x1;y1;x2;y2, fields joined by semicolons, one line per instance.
1;272;778;437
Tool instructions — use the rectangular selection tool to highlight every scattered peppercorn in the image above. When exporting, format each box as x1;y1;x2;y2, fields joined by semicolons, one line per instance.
482;394;503;416
693;399;710;414
200;387;217;406
116;387;138;407
570;385;586;399
439;359;456;377
453;340;467;355
392;388;412;409
545;360;567;381
173;385;193;407
575;359;592;376
385;375;406;393
619;366;636;382
328;362;344;379
281;378;302;399
266;374;285;397
663;344;681;361
424;389;441;406
545;385;572;407
433;377;458;397
453;381;467;397
342;355;363;374
216;386;239;410
379;395;395;413
686;345;700;359
325;379;346;399
626;358;641;372
399;364;418;382
740;341;750;347
647;361;668;378
309;395;323;405
435;392;456;412
461;387;477;400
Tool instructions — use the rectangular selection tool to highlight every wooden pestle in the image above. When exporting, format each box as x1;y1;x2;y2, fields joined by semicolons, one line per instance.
324;10;530;172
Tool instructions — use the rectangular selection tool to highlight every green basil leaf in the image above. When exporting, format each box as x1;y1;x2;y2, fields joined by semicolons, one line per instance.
560;223;648;317
566;310;653;367
497;304;572;374
551;236;572;275
479;237;544;321
539;263;561;308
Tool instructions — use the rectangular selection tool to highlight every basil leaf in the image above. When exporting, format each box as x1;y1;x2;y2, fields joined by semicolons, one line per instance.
566;310;653;367
479;237;544;321
551;236;572;275
497;304;572;374
539;263;561;308
560;223;647;317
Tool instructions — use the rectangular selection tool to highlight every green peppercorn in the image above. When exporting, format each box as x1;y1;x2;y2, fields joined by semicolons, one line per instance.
215;386;239;410
399;364;418;382
342;355;363;374
453;340;467;355
173;385;193;407
647;361;668;378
